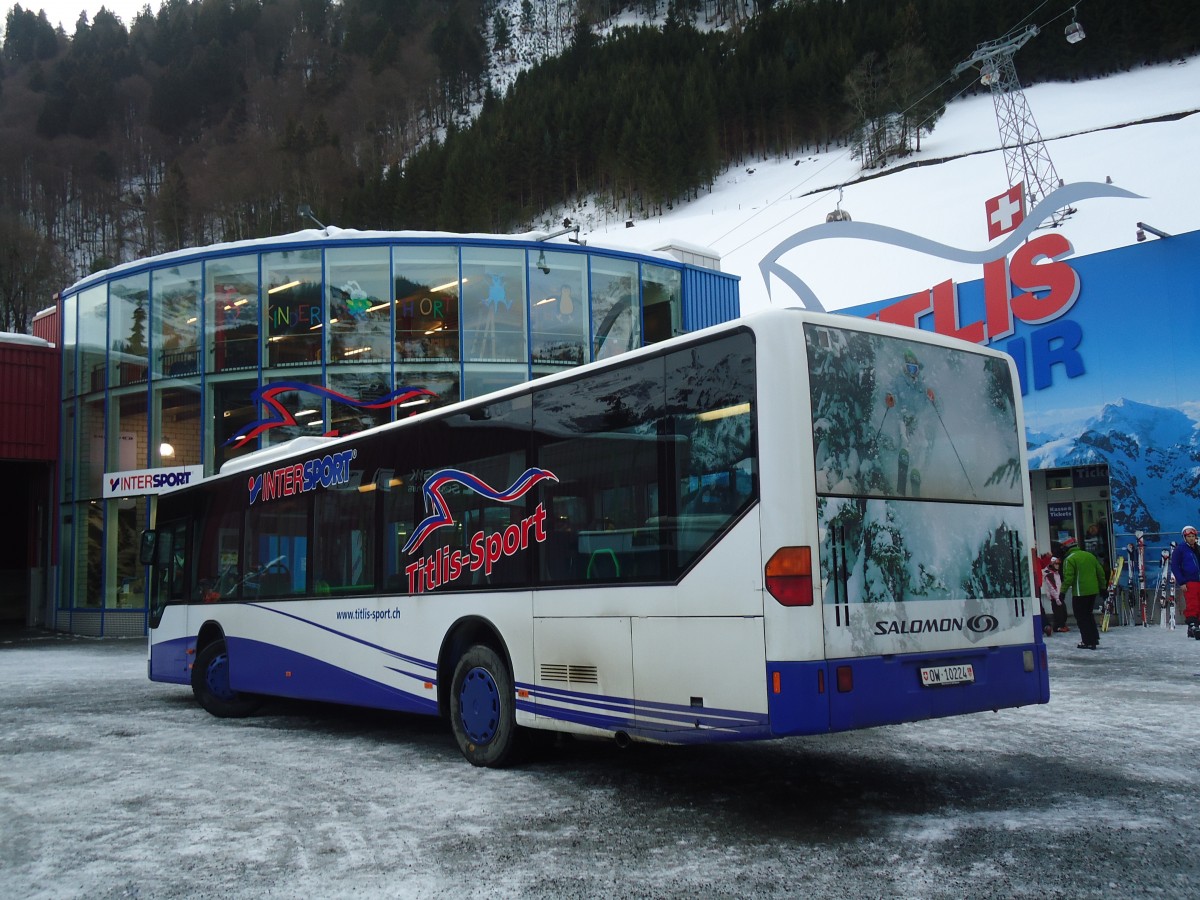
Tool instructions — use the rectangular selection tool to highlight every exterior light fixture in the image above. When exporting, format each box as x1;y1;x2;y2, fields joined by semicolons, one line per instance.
297;203;326;230
159;441;175;458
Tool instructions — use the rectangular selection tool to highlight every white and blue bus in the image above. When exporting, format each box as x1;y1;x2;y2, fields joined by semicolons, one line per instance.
143;308;1049;766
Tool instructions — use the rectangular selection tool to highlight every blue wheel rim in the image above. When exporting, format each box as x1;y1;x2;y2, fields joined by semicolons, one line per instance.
205;651;237;701
459;666;500;744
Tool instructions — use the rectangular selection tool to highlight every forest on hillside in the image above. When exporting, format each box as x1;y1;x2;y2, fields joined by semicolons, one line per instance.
1;0;1197;332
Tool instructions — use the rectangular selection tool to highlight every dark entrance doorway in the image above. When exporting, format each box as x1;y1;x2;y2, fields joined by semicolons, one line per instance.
0;461;53;630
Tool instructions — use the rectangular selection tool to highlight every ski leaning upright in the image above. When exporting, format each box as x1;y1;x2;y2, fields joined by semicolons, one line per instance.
1155;545;1177;629
1137;532;1149;626
1101;555;1125;633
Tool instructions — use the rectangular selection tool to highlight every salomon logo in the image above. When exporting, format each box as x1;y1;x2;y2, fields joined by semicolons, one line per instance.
966;614;999;634
873;614;1001;636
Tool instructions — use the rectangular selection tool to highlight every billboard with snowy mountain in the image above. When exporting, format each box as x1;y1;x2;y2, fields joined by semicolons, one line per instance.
843;228;1200;543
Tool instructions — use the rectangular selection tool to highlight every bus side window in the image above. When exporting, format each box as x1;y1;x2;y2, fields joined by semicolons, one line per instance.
533;355;667;585
313;486;376;596
244;493;309;598
543;496;584;581
195;498;243;602
666;335;757;570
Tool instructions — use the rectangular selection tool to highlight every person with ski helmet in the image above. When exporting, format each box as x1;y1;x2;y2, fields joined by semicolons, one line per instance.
1169;525;1200;640
882;348;938;496
1060;536;1106;649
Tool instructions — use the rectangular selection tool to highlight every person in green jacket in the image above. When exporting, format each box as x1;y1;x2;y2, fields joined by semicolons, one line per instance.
1060;537;1107;649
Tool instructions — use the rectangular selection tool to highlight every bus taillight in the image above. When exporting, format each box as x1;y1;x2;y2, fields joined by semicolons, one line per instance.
765;547;813;606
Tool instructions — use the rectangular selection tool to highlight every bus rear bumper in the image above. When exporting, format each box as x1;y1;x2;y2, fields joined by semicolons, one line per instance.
767;643;1050;736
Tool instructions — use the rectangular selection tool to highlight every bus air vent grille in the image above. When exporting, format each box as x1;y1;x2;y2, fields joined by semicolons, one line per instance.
540;664;599;685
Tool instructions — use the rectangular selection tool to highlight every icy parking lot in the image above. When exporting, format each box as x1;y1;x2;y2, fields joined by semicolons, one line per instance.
2;625;1198;899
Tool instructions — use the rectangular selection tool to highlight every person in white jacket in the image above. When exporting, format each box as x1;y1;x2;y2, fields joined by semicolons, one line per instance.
1042;556;1067;632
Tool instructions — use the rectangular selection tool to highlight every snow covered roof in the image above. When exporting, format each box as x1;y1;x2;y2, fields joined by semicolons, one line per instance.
0;332;51;348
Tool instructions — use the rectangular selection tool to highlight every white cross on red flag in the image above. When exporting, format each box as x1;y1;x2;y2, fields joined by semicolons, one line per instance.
985;183;1025;240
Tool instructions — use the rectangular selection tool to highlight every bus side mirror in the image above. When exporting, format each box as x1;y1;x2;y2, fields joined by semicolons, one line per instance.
139;530;158;566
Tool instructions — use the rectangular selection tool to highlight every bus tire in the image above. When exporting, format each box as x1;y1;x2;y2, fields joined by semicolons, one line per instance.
449;644;520;767
192;639;261;718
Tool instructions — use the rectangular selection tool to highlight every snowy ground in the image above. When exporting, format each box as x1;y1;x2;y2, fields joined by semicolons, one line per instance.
3;625;1198;899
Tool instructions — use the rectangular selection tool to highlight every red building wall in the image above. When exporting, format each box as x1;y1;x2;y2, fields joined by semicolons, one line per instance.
0;341;60;461
31;304;58;345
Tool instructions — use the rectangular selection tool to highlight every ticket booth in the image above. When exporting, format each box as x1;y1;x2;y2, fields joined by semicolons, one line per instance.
1030;464;1114;570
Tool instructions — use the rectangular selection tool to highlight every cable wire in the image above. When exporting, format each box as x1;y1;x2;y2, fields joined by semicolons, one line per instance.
712;0;1085;254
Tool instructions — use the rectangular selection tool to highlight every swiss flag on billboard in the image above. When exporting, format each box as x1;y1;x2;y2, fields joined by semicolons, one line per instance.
985;183;1025;240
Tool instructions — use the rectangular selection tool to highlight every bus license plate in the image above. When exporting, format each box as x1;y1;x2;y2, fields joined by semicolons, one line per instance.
920;664;975;687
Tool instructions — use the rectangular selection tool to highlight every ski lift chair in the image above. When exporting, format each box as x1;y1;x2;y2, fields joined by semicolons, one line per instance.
1065;7;1085;44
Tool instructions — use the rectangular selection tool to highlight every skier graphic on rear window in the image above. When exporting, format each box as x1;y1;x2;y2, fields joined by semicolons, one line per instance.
806;325;1030;628
881;348;939;497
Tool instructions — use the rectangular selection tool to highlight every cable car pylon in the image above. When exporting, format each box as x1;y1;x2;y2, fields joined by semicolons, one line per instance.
953;25;1071;227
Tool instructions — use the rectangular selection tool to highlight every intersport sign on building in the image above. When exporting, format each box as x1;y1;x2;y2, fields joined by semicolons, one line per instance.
103;465;204;499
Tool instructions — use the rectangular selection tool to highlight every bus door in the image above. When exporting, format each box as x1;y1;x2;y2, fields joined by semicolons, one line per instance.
148;517;192;683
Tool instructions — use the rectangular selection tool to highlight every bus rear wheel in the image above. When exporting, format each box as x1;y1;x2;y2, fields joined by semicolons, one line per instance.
449;644;520;767
192;639;261;718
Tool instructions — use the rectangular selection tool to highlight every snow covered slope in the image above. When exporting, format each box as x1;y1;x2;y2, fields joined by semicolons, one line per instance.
579;55;1199;315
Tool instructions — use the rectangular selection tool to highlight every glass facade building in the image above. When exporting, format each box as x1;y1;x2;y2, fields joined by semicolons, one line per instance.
53;231;739;635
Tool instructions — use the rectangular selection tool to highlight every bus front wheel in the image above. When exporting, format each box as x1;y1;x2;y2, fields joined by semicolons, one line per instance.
449;644;519;767
192;639;261;718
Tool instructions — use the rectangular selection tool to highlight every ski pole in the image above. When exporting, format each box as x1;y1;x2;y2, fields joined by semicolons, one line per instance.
926;389;976;497
871;396;893;447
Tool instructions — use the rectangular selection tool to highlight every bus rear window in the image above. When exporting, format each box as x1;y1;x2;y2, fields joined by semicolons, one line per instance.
805;324;1022;505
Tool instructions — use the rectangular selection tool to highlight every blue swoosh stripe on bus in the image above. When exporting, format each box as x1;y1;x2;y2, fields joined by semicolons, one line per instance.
516;700;771;741
244;603;436;670
518;687;767;729
518;681;769;725
384;666;438;688
231;637;439;716
515;699;634;731
528;694;764;729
